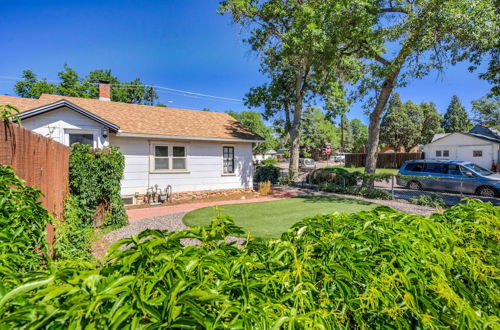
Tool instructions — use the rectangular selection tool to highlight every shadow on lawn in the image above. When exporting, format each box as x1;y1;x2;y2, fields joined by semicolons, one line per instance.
296;195;373;206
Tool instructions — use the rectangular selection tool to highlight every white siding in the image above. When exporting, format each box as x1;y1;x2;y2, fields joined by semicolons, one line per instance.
424;133;500;169
109;136;254;195
22;107;109;148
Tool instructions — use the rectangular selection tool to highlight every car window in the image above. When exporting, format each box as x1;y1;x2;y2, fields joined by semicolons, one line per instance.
405;163;424;172
448;164;463;176
424;163;447;174
304;159;314;165
463;163;493;176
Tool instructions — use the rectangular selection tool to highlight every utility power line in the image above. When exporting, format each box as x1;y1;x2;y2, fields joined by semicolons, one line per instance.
0;76;244;104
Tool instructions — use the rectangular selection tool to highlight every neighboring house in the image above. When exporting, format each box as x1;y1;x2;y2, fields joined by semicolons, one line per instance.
0;83;264;201
424;125;500;170
253;150;277;163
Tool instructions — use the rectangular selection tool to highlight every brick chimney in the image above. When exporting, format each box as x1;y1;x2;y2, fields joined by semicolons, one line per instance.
98;81;111;101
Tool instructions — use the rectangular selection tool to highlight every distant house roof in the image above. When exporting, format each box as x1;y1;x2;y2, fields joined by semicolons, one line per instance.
0;94;264;142
429;132;500;144
468;125;500;143
431;133;450;142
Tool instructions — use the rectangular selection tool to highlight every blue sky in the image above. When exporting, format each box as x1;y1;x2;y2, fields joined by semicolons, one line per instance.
0;0;492;124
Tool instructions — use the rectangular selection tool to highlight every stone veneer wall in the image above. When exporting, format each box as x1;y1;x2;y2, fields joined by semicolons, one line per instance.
134;188;254;204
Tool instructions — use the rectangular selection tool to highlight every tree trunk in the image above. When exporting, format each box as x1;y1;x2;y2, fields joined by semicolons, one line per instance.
365;70;402;174
289;97;304;180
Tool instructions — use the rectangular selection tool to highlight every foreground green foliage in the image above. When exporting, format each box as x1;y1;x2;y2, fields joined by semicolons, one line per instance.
0;166;51;275
55;144;127;261
1;199;498;328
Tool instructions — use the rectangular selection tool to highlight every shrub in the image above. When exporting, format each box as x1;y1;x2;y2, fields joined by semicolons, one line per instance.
55;144;127;261
68;144;127;227
319;183;391;200
410;193;448;208
0;166;51;275
254;164;280;183
0;200;498;328
306;167;357;186
261;158;277;166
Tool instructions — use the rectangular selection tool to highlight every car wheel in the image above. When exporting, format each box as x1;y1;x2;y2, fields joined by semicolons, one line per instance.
408;181;422;190
476;186;496;198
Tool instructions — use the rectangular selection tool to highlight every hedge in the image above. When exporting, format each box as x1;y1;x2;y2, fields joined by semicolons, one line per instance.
0;197;498;328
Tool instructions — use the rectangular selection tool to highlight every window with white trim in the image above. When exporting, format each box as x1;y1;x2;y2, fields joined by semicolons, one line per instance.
223;146;235;174
69;133;94;146
151;143;188;171
473;150;482;157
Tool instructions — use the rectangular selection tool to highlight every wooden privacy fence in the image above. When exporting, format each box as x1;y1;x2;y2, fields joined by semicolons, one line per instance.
0;121;70;247
345;152;424;168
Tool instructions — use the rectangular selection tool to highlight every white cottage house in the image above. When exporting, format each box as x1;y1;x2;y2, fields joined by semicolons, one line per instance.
424;126;500;171
0;83;263;202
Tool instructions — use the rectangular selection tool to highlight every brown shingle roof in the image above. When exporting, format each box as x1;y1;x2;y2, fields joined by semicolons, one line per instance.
0;94;263;141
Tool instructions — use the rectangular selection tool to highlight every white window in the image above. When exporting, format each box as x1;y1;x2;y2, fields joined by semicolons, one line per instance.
222;146;235;174
151;143;188;172
65;129;97;147
69;133;94;146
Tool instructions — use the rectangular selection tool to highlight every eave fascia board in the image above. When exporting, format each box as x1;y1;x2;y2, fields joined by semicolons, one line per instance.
18;99;120;133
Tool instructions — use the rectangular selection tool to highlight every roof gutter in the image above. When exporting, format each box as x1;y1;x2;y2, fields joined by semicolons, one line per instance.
116;131;265;143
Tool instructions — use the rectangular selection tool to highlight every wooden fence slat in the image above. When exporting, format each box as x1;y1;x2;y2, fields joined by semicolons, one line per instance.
0;121;70;248
345;152;424;168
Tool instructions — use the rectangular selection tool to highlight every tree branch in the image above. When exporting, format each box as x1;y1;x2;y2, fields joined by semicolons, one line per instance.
374;54;391;66
380;7;409;14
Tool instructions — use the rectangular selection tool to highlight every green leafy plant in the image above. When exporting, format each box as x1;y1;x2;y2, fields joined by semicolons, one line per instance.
410;193;448;208
0;200;498;328
261;158;278;166
319;183;391;200
0;104;21;124
55;144;127;261
67;144;127;227
254;164;280;183
307;167;358;186
0;166;51;276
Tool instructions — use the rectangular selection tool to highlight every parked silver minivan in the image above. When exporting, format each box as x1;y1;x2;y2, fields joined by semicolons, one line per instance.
397;160;500;197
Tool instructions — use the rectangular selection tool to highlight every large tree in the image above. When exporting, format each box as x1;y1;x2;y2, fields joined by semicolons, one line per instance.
350;119;369;152
14;65;158;105
301;107;339;156
380;94;443;149
380;94;423;151
355;0;496;173
220;1;361;179
442;95;473;133
227;110;279;155
471;95;500;130
220;0;496;177
419;102;444;144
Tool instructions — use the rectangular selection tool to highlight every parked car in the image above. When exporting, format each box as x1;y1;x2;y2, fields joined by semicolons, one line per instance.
299;158;316;171
331;153;346;162
397;160;500;197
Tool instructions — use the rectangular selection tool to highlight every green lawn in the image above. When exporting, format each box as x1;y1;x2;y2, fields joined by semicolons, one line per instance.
326;166;398;175
183;196;376;239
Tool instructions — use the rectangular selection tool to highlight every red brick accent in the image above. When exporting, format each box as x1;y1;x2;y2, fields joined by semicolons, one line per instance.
99;82;111;100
